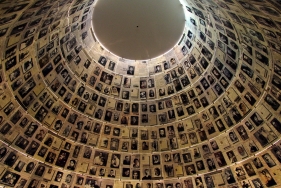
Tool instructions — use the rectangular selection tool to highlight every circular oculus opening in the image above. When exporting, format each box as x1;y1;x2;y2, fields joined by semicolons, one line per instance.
92;0;185;60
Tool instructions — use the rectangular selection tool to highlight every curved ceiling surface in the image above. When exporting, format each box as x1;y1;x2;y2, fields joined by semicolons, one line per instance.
0;0;281;188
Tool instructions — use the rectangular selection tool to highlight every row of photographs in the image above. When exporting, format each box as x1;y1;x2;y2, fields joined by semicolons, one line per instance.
1;95;280;146
4;69;280;130
1;80;280;150
0;138;281;187
0;92;281;171
1;72;280;156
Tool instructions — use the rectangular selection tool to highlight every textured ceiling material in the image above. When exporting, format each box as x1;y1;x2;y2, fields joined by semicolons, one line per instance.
0;0;281;187
92;0;185;60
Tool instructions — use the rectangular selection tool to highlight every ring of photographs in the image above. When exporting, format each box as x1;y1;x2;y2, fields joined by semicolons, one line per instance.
0;0;281;187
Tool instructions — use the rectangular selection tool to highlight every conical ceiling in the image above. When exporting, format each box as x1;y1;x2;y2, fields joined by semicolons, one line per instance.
0;0;281;188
